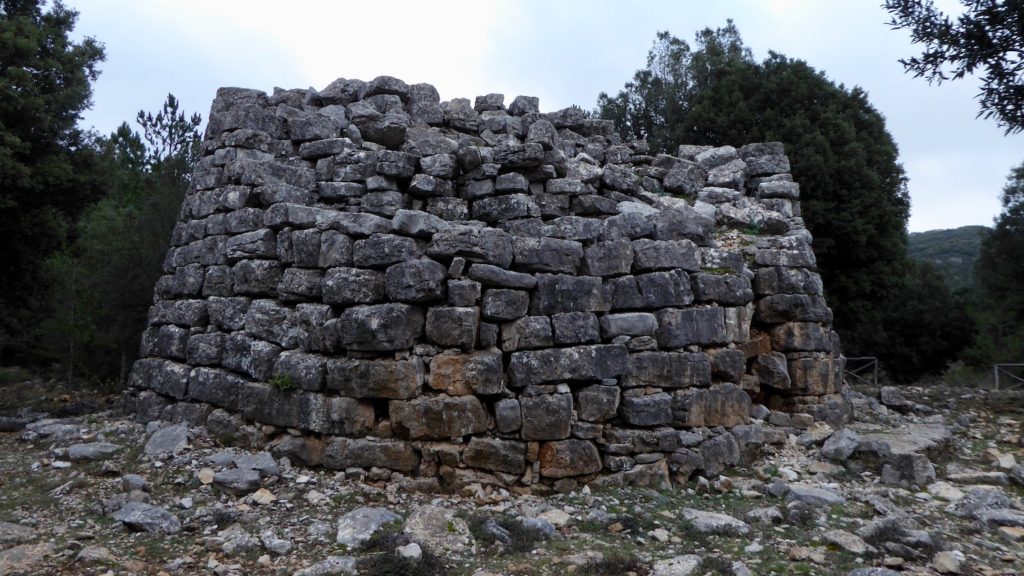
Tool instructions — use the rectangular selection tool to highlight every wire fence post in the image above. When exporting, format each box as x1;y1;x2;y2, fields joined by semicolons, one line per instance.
844;357;878;387
993;364;1024;391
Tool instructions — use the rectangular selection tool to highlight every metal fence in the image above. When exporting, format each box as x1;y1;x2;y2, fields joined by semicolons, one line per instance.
994;364;1024;391
844;357;878;387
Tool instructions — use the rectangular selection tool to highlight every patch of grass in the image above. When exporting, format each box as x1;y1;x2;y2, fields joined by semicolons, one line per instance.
464;512;544;554
358;548;449;576
698;556;733;574
581;551;650;576
269;374;296;392
701;267;736;275
0;366;33;386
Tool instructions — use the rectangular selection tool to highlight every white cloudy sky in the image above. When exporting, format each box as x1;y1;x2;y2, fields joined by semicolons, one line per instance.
70;0;1023;232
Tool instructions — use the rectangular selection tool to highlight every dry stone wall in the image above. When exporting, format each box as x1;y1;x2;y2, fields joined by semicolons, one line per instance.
125;75;845;488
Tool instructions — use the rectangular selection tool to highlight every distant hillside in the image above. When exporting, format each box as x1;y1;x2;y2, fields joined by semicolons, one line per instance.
908;225;990;291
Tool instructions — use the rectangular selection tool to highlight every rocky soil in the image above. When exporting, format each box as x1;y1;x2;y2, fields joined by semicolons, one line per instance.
1;372;1023;576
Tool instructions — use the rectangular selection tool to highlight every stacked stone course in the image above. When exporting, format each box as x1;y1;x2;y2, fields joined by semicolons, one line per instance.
126;75;845;488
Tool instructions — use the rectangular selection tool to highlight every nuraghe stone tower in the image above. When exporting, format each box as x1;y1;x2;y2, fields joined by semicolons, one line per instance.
126;75;846;489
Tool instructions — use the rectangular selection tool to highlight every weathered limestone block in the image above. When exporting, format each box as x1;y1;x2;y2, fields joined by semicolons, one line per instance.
427;226;514;268
500;316;554;351
130;358;190;399
755;294;833;323
509;344;628;386
787;357;843;396
655;307;729;348
512;237;582;273
186;332;226;366
425;306;479;349
632;239;700;272
324;438;419;472
385;259;447;303
754;352;791;390
551;311;601;344
231;260;282;296
520;393;573;440
753;267;823;296
672;383;751;428
334;303;424;351
322;267;385;305
352;233;422;268
481;289;529;321
241;383;373;435
600;313;658;338
529;274;610;315
625;352;712;389
223;333;281;380
577;384;620;422
272;350;326;391
325;357;423;399
621;393;673;427
771;322;831;352
495;398;522;433
244;299;297;348
539;439;602;478
390;395;491;440
464;438;526;474
465;263;537;289
187;367;247;411
428;350;503;395
692;273;754;306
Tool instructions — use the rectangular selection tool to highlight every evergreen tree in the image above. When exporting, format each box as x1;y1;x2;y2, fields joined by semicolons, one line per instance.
0;0;105;360
39;95;201;383
598;24;969;381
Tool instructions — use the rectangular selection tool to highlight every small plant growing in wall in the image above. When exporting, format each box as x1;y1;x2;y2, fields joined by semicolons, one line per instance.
269;374;296;392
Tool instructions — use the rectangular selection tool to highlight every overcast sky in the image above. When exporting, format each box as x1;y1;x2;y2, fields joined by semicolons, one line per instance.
70;0;1023;232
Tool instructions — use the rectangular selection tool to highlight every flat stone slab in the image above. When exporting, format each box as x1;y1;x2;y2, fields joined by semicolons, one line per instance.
144;423;189;456
681;508;750;535
111;502;181;534
786;483;846;506
335;506;400;548
651;554;702;576
67;442;121;461
853;422;952;459
0;521;35;548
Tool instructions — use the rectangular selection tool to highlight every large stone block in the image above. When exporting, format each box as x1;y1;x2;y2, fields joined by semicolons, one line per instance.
472;194;540;223
509;344;629;386
620;393;673;426
512;237;582;273
272;350;326;391
577;384;620;422
632;239;700;272
427;226;513;268
636;270;694;308
277;268;323;301
428;349;503;395
231;260;282;296
771;322;831;352
464;438;526;474
529;274;610;315
539;440;602;478
481;289;529;321
625;352;712;389
241;383;373;435
500;316;553;351
425;306;479;349
325;357;423;399
787;357;842;396
692;273;754;305
600;313;658;338
334;303;424;351
385;259;447;303
755;295;833;323
465;263;536;289
188;367;247;411
352;233;423;268
655;308;729;348
753;267;823;296
324;438;419;472
584;239;633;277
520;393;573;441
551;312;600;344
322;267;385;305
244;299;297;348
672;383;751;428
222;333;281;380
390;395;491;440
130;358;190;399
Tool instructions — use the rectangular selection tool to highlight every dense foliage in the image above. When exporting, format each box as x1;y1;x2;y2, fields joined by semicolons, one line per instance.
965;162;1024;364
0;0;105;360
598;24;970;381
38;97;201;383
907;225;989;290
885;0;1024;134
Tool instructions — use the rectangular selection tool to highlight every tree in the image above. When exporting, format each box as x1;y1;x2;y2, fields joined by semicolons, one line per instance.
965;161;1024;364
598;25;969;381
0;0;105;360
38;95;201;383
885;0;1024;134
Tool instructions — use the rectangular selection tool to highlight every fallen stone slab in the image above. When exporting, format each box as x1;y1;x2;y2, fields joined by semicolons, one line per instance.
404;504;472;554
335;506;400;548
823;529;872;555
67;442;121;461
0;521;35;548
111;502;182;534
144;423;189;456
651;554;702;576
212;468;262;496
786;483;846;506
681;508;750;535
292;555;357;576
0;543;55;576
945;471;1008;485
